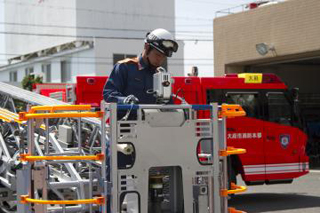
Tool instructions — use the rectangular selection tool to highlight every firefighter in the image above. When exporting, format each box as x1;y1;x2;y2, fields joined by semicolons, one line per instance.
103;29;178;212
103;28;179;105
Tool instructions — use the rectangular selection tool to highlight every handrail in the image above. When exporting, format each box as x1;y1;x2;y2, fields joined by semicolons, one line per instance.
29;105;92;113
19;111;103;121
219;104;246;118
221;183;247;197
219;147;246;157
20;195;105;205
20;153;104;162
0;108;23;124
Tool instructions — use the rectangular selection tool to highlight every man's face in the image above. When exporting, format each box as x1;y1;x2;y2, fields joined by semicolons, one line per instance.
147;48;166;67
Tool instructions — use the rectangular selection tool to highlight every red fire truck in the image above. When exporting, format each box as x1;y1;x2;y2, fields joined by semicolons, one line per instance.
171;73;309;185
36;73;309;185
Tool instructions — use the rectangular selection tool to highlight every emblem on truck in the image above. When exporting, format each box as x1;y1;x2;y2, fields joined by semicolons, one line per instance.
280;134;290;149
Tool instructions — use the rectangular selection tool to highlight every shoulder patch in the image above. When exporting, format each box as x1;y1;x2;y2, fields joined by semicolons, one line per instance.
117;57;138;64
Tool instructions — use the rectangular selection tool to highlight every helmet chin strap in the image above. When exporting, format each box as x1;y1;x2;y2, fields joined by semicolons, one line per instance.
145;47;158;71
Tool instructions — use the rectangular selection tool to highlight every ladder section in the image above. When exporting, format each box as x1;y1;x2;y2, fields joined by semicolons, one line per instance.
17;105;107;213
218;106;247;213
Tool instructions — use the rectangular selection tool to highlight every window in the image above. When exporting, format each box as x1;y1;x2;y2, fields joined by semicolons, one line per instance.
61;60;71;82
267;92;292;126
9;71;17;82
197;138;213;165
226;93;259;118
42;64;51;82
25;67;34;76
113;54;136;65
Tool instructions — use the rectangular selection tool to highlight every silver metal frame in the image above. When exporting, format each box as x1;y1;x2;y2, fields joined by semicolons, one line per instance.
0;81;233;213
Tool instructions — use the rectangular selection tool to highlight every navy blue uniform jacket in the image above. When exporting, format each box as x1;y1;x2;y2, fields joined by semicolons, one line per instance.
103;55;157;104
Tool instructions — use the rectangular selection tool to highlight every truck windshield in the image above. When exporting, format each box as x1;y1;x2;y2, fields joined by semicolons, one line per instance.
267;92;293;126
226;93;259;118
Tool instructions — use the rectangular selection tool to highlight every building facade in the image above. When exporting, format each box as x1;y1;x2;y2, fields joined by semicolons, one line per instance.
1;0;184;83
214;0;320;95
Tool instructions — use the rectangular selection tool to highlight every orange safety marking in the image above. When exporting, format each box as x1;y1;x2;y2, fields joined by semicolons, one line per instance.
228;207;246;213
20;195;105;205
219;104;246;118
221;182;247;197
20;153;104;162
219;147;246;157
19;111;103;121
29;105;92;113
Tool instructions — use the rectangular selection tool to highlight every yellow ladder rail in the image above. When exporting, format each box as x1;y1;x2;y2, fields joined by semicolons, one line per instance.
19;105;103;121
19;111;103;121
20;195;105;205
0;108;23;124
20;153;104;162
29;105;92;113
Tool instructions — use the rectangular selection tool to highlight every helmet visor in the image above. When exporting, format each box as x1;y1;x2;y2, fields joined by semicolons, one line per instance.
148;39;178;57
161;40;178;52
160;40;178;53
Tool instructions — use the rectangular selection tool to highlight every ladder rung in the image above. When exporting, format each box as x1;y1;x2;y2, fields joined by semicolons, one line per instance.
219;147;246;157
221;183;247;197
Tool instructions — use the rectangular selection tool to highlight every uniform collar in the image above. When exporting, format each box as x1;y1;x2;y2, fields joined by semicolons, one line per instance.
138;55;147;71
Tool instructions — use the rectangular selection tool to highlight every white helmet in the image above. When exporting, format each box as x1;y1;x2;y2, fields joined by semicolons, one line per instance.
145;28;178;57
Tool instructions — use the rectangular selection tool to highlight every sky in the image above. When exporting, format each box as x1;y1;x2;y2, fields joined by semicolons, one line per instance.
175;0;259;77
0;0;258;74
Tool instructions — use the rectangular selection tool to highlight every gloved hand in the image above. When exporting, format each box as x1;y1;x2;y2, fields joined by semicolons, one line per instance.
123;95;139;104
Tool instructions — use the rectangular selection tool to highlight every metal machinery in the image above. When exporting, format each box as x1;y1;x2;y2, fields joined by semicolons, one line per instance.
105;102;247;213
0;79;247;213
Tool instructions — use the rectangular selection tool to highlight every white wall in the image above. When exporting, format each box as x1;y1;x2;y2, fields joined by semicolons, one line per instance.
76;0;175;38
3;0;183;79
70;49;96;81
5;0;77;56
0;48;95;83
51;58;61;83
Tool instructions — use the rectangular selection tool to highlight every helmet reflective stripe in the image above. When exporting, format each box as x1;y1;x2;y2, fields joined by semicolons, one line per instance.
145;28;178;57
146;28;174;41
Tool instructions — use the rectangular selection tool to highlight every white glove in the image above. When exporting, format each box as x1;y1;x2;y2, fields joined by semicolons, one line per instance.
123;95;139;104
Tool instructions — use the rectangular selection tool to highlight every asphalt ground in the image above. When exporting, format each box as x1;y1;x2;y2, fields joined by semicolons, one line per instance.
229;170;320;213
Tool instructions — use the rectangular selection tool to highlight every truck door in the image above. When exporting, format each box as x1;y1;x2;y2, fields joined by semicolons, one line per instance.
264;92;300;180
225;92;266;181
